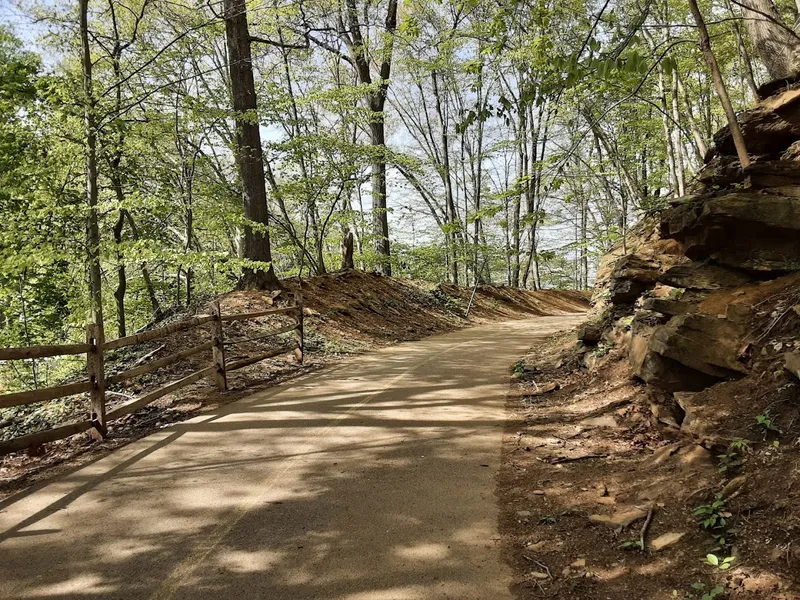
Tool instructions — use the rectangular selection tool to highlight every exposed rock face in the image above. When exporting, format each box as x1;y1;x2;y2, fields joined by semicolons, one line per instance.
591;217;686;317
629;317;722;393
577;324;603;344
608;256;660;303
641;298;696;316
590;80;800;416
648;314;747;378
659;263;753;290
662;192;800;272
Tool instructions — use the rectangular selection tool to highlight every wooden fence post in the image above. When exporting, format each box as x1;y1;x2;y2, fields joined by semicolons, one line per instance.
86;323;106;438
211;301;228;391
293;293;304;364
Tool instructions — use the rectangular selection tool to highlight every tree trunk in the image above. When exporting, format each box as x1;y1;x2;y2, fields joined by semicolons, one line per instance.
677;76;710;161
726;0;761;98
112;206;127;338
369;119;391;275
646;29;680;196
79;0;103;328
341;230;355;269
670;71;687;196
122;210;162;321
339;0;398;276
223;0;280;290
431;70;458;285
688;0;752;168
739;0;800;80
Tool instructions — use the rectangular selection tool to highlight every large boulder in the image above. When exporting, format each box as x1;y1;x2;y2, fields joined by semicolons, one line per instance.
629;321;720;393
661;191;800;272
648;314;748;379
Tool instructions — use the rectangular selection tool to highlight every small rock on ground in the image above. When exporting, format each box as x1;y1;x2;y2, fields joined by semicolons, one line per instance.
589;508;649;528
650;531;685;551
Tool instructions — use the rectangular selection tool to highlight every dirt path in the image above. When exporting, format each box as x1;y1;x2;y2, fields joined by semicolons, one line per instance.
0;315;582;600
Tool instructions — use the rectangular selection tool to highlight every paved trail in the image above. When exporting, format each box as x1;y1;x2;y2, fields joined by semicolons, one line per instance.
0;315;582;600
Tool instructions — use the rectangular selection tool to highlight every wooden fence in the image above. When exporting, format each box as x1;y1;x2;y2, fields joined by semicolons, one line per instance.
0;296;304;456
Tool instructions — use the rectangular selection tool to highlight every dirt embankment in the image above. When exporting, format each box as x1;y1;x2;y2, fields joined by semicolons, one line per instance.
501;307;800;600
500;82;800;600
0;270;588;498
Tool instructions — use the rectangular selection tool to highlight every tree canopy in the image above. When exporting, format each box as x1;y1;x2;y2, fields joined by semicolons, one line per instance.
1;0;796;383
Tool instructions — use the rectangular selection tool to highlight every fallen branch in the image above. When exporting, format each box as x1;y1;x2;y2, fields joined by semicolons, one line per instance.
131;344;166;367
639;505;655;552
545;453;609;465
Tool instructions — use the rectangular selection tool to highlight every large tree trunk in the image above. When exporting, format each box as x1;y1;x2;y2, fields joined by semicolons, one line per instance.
223;0;281;290
79;0;103;327
740;0;800;80
369;119;391;275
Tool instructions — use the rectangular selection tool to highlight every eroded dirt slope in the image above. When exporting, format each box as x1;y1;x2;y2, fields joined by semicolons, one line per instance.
501;322;800;600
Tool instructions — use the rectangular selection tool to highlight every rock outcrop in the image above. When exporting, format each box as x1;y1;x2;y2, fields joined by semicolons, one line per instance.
588;80;800;439
662;191;800;272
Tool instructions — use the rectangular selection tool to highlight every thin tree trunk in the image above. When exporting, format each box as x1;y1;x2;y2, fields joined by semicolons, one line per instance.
677;76;710;161
726;0;761;98
688;0;752;168
432;70;458;285
112;204;127;338
670;71;687;195
340;0;398;276
80;0;103;327
122;210;162;321
474;62;485;284
643;30;680;195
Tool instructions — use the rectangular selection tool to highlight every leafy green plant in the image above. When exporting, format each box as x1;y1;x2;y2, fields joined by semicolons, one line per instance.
538;514;558;525
617;538;643;551
667;288;686;300
710;528;737;553
672;582;726;599
755;410;781;434
705;554;735;570
510;359;527;378
591;341;613;357
717;440;750;473
694;495;731;530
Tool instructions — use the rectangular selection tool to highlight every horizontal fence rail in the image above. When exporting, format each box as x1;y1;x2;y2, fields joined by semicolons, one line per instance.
0;295;304;456
0;343;92;361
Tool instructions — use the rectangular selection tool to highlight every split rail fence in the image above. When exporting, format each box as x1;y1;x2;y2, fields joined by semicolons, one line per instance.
0;296;304;456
